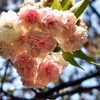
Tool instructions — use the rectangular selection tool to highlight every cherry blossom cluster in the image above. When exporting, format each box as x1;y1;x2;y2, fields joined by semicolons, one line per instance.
0;2;87;89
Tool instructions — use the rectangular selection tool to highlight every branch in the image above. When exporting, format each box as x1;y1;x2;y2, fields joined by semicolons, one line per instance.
0;88;47;100
1;71;100;100
0;88;27;100
0;60;25;100
89;2;100;18
1;60;9;91
46;85;100;99
9;75;20;82
34;71;100;98
43;71;100;97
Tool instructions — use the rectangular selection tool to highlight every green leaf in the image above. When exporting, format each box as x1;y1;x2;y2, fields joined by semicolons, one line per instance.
72;50;100;65
61;0;70;11
51;0;62;10
69;1;81;13
72;50;92;62
62;50;84;70
62;49;100;70
70;0;89;20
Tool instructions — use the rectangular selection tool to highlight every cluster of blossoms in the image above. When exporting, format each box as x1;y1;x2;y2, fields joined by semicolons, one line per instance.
0;0;87;89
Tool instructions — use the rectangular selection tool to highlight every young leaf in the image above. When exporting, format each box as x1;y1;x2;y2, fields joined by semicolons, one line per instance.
62;49;100;70
72;50;100;65
72;50;92;62
62;50;84;70
51;0;62;10
69;1;82;13
70;0;89;20
61;0;70;11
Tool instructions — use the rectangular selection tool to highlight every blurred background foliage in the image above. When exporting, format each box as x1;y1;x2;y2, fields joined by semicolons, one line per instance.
0;0;100;100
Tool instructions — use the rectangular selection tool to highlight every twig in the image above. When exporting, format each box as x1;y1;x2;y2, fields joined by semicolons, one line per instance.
89;2;100;18
42;71;100;97
0;88;28;100
46;85;100;99
0;60;9;91
32;71;100;98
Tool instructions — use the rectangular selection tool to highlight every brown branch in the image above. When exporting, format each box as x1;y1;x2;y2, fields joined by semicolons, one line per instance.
0;60;25;100
46;85;100;99
9;75;20;82
0;88;28;100
43;71;100;97
33;71;100;99
89;2;100;18
1;71;100;100
0;88;47;100
1;60;9;91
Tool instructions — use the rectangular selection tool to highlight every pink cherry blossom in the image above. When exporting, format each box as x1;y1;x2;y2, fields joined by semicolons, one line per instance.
56;25;76;40
19;5;40;30
0;41;20;62
13;33;26;52
14;52;37;78
14;52;37;68
0;4;89;90
14;65;24;76
37;59;61;86
62;11;76;26
38;8;64;36
14;65;37;79
25;30;57;58
51;52;69;68
56;11;77;39
59;26;87;52
21;77;44;89
21;77;35;88
0;10;22;44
